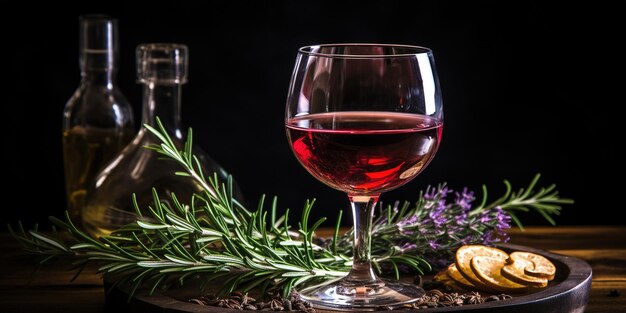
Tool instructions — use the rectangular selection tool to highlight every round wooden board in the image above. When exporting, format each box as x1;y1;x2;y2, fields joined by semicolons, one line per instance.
104;243;591;312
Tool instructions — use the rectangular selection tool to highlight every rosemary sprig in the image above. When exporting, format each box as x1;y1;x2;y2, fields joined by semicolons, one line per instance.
469;174;572;229
10;119;356;298
9;118;573;298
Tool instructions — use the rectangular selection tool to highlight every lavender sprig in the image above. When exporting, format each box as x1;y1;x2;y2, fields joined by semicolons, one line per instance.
334;174;573;274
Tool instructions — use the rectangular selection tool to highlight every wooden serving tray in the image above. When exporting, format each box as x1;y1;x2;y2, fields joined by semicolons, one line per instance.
104;243;591;312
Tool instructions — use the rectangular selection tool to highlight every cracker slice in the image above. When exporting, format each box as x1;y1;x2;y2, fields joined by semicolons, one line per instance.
455;245;508;291
433;268;453;283
446;263;477;290
509;251;556;280
502;258;549;287
470;255;529;293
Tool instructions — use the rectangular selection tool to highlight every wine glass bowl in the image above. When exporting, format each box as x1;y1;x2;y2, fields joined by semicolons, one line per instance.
285;44;443;310
287;111;442;195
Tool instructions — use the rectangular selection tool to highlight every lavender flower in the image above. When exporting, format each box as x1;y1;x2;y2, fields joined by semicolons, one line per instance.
340;184;514;270
336;175;572;274
455;188;474;210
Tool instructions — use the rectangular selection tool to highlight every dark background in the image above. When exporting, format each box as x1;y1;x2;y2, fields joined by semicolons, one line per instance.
5;1;622;227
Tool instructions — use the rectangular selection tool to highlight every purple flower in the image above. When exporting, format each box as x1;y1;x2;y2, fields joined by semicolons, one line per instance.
481;230;496;245
476;206;512;244
397;214;418;228
400;242;417;252
446;224;463;237
424;185;450;201
428;203;447;228
461;235;475;245
454;212;468;225
480;212;491;224
423;186;438;201
428;240;441;250
493;206;511;231
367;184;516;270
480;229;510;245
455;188;475;210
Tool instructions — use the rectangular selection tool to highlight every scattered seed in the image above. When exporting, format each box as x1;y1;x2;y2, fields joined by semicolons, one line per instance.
485;295;501;302
244;304;258;310
426;301;439;307
498;293;513;300
189;288;512;311
427;289;444;298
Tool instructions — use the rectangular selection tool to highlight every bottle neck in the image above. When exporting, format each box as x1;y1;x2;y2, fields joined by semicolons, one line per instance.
80;48;117;87
81;69;116;87
142;82;183;139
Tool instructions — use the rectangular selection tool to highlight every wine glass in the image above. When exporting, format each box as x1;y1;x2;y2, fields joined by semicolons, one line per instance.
285;44;443;310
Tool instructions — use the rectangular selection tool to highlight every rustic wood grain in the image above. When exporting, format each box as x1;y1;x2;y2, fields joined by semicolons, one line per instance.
0;227;624;312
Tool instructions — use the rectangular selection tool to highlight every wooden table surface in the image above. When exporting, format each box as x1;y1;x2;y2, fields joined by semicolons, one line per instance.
0;226;624;312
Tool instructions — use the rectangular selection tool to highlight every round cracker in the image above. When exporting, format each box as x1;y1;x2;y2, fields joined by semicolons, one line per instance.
470;255;528;293
455;245;508;291
446;263;477;290
509;251;556;280
502;258;548;287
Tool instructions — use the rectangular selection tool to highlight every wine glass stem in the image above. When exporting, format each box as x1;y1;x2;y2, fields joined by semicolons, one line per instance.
346;195;381;284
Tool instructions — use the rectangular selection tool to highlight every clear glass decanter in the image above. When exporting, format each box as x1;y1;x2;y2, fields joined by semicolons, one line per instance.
62;15;135;224
82;43;242;237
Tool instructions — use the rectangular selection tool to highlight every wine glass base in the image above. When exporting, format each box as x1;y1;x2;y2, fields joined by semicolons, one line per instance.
298;278;425;311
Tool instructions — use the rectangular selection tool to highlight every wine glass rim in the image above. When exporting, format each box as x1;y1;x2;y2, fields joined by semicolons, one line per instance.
298;43;432;58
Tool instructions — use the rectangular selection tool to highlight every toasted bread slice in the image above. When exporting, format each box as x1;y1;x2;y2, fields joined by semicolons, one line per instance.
502;258;549;287
508;251;556;280
446;263;477;290
455;245;508;291
470;256;528;293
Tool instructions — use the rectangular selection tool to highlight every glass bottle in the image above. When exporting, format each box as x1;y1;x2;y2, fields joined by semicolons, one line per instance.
82;43;243;237
62;15;135;224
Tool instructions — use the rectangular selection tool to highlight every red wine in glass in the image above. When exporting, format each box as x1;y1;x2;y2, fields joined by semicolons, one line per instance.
285;44;443;309
287;111;443;195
